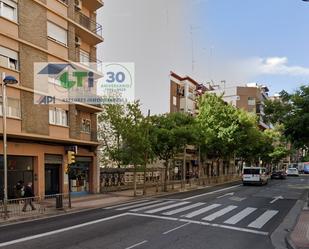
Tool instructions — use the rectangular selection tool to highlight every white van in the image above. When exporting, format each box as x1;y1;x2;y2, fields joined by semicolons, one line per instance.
242;167;269;185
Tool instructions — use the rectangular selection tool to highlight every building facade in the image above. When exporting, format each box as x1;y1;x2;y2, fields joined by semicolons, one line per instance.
170;72;208;179
0;0;103;198
211;82;270;130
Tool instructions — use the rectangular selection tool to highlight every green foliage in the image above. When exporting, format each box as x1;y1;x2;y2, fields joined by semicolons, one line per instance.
150;112;195;163
197;93;240;159
265;85;309;148
98;101;153;168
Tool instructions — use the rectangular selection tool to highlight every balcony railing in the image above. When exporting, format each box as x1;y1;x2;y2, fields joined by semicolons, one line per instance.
76;50;102;72
75;11;102;37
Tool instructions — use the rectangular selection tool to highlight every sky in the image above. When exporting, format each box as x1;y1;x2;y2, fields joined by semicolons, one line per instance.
98;0;309;114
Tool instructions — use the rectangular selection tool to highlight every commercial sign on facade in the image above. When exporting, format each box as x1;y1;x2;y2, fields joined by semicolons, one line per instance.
34;62;135;105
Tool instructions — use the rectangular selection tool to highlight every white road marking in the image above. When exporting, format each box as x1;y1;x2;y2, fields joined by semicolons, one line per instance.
125;240;148;249
130;201;175;212
0;213;128;248
202;205;238;221
248;210;279;229
182;185;242;201
145;202;190;214
117;200;161;211
104;200;150;210
162;223;190;235
224;207;257;225
270;196;284;204
163;202;205;216
183;204;221;218
216;192;234;199
128;213;269;236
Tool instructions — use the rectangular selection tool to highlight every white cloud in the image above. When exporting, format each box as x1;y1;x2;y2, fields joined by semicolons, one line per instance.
252;56;309;76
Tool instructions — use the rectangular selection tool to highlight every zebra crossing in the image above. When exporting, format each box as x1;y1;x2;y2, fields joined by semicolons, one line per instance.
104;199;280;232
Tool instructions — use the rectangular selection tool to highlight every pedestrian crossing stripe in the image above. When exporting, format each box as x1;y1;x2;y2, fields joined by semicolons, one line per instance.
117;200;161;210
104;199;151;210
247;210;279;229
183;204;222;218
130;201;175;212
145;202;190;214
106;199;279;230
202;205;238;221
224;207;257;225
162;202;205;216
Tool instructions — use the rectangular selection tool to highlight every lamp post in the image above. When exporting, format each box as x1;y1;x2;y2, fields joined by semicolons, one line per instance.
1;73;18;218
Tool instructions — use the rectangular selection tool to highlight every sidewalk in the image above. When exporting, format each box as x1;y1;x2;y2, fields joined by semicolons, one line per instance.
288;210;309;249
287;192;309;249
0;177;241;225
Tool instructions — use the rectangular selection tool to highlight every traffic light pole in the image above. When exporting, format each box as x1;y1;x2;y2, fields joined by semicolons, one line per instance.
68;167;72;209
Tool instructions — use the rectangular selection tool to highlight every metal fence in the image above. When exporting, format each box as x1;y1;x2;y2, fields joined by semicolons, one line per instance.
100;174;241;194
0;193;70;219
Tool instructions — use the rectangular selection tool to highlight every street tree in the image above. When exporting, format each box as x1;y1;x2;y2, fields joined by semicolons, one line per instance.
265;85;309;149
197;93;240;174
150;112;196;192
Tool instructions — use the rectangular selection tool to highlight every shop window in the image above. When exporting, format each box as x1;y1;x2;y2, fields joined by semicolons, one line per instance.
0;0;17;21
49;108;68;126
81;118;91;133
0;46;18;70
0;97;21;118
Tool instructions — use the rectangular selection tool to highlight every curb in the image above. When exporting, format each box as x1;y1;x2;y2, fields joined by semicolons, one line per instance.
285;190;309;249
0;179;241;227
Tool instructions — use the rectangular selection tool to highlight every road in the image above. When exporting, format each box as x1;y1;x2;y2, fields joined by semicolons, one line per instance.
0;175;308;249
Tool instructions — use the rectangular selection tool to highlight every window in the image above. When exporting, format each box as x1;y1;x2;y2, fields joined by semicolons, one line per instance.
173;96;177;106
0;97;21;118
81;119;91;133
49;108;68;126
0;0;17;21
47;21;68;46
248;97;256;106
0;46;18;70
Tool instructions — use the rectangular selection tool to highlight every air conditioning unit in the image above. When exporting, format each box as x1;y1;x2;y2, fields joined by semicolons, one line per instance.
75;0;82;11
75;36;81;46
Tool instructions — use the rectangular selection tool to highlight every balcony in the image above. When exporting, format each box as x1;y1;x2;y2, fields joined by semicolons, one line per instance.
75;11;102;37
76;49;102;73
82;0;104;12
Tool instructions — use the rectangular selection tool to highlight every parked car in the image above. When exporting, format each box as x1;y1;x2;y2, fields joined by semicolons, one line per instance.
271;170;287;179
286;168;299;176
242;167;269;185
304;164;309;174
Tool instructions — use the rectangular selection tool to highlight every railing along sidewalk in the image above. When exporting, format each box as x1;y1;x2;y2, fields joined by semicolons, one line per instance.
0;193;70;220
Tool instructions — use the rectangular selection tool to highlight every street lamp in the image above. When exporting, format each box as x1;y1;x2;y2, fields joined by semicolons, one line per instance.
1;73;18;218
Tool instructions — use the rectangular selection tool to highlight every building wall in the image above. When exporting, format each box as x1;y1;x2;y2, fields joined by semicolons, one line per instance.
0;0;103;195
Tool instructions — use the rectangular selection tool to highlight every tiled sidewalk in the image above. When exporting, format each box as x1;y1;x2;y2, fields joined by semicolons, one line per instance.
289;210;309;249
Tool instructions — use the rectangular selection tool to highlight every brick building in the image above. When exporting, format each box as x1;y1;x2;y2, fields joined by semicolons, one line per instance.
211;82;270;130
0;0;103;197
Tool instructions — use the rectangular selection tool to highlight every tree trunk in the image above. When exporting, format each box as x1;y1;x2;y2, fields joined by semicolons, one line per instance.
163;161;169;192
142;163;147;196
133;166;137;197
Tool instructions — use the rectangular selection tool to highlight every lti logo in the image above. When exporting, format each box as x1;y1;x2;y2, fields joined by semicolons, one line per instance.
38;63;94;89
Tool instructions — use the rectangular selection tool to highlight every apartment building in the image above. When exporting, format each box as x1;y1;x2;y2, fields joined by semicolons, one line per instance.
211;82;270;130
170;71;207;115
0;0;103;197
169;72;208;179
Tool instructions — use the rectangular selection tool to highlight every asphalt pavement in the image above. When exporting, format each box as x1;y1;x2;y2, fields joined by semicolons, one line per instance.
0;175;308;249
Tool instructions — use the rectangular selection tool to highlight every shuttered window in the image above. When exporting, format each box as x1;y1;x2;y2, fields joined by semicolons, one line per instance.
47;21;67;46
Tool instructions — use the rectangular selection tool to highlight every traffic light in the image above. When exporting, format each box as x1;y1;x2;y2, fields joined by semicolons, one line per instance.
67;151;76;164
